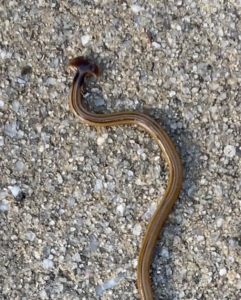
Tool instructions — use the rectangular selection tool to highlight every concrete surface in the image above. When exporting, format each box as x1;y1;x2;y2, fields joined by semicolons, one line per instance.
0;1;241;299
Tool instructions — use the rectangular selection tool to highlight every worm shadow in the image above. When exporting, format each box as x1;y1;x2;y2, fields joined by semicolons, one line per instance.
67;53;204;300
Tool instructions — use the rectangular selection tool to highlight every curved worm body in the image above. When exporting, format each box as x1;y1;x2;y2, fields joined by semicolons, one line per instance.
68;56;183;300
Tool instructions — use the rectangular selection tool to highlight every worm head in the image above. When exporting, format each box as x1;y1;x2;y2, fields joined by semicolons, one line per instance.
68;56;99;77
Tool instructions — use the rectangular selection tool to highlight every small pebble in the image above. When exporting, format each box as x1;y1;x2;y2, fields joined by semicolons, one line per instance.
224;145;236;158
1;50;6;59
96;276;122;296
142;202;157;220
217;218;223;228
219;268;227;276
133;223;142;236
57;172;63;184
68;197;76;207
116;204;125;216
94;179;103;192
152;42;161;49
0;202;9;212
188;185;197;197
0;136;4;146
215;185;223;195
17;78;26;84
33;251;41;260
15;161;25;171
197;235;204;242
131;5;144;13
46;77;55;85
81;35;90;46
185;111;193;120
42;259;54;269
4;121;17;137
190;2;196;8
39;289;47;299
25;231;36;241
97;136;106;146
0;100;4;108
72;253;81;262
161;248;170;258
12;100;20;112
94;97;105;107
9;185;21;197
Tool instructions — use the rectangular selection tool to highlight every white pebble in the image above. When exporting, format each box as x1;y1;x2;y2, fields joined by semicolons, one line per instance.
9;185;21;197
17;78;26;84
4;121;17;137
0;136;4;147
12;100;20;112
94;179;103;192
15;161;25;171
0;100;4;108
133;223;142;236
141;153;147;160
211;83;220;91
39;289;47;299
176;24;182;31
190;2;196;8
116;204;125;216
197;235;204;242
224;145;236;158
97;136;106;146
42;259;54;269
152;42;161;49
105;227;112;234
0;202;9;212
219;268;227;276
135;178;143;185
68;197;75;207
81;35;90;46
94;97;105;107
185;111;193;120
33;251;41;260
127;170;134;179
25;231;36;241
215;185;222;195
46;77;55;85
96;276;121;296
161;248;169;258
219;92;227;101
131;5;144;13
57;172;63;184
1;50;6;59
217;218;223;228
142;202;157;220
72;253;81;262
218;28;224;37
39;145;45;152
0;191;8;200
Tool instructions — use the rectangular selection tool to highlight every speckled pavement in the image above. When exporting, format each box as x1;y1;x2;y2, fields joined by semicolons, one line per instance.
0;1;241;299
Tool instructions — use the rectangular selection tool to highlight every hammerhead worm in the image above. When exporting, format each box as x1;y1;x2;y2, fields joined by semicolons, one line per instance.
68;56;183;299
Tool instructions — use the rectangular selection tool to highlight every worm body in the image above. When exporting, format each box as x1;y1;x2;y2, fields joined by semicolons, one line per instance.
68;56;183;300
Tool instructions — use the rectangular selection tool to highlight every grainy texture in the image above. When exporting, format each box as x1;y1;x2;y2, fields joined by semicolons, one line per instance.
0;1;241;300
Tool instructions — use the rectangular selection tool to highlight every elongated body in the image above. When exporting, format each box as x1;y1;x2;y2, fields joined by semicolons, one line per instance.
68;56;183;300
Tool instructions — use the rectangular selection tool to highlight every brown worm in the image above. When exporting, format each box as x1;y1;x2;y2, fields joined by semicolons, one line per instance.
68;56;183;300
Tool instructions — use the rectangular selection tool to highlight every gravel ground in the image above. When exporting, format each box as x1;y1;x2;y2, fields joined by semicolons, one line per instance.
1;1;241;300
